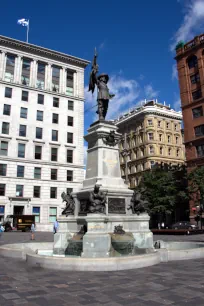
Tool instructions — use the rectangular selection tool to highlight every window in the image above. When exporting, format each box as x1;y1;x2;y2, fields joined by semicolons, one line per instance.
52;130;58;141
51;148;58;161
5;87;12;98
150;161;155;169
36;110;43;121
192;89;202;101
190;73;200;84
34;167;41;179
33;186;40;198
36;127;43;139
2;122;9;135
52;113;58;124
67;132;73;143
18;143;25;158
50;187;57;199
187;55;198;69
35;146;42;160
174;124;178;131
0;184;5;196
67;170;73;181
67;150;73;163
192;106;203;118
66;70;74;96
176;149;180;157
38;94;44;105
33;207;40;223
159;134;162;141
176;136;179;144
67;188;73;194
3;104;11;116
196;144;204;157
158;120;161;127
0;205;5;216
148;133;154;140
52;67;60;92
19;125;26;137
0;142;8;156
20;107;27;119
53;97;59;107
37;62;45;89
0;164;7;176
21;58;31;85
160;147;163;155
16;185;23;197
67;116;74;127
167;135;171;143
17;165;24;178
148;119;153;126
166;122;170;129
68;100;74;110
149;146;154;154
49;207;57;222
51;169;57;180
194;125;204;137
5;55;15;82
22;90;29;102
168;148;171;156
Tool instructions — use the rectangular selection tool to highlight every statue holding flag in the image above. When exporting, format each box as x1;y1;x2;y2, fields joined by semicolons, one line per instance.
88;49;115;121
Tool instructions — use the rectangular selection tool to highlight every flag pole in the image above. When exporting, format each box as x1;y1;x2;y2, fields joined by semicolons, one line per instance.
26;20;29;43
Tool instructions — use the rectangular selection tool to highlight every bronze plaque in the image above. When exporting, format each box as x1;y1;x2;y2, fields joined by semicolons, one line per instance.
108;198;126;214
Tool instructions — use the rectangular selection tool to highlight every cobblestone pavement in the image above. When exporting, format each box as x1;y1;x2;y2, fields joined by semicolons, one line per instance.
0;232;204;306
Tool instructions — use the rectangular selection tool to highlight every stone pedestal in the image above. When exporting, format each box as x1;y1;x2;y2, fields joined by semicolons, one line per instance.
53;120;154;258
82;214;111;258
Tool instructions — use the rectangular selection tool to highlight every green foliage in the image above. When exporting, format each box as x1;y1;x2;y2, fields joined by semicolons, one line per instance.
138;164;188;216
175;41;185;50
188;166;204;205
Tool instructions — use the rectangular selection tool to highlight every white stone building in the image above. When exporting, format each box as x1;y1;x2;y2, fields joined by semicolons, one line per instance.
0;35;89;231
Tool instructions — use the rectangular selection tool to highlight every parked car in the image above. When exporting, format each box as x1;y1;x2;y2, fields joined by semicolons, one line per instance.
171;221;198;230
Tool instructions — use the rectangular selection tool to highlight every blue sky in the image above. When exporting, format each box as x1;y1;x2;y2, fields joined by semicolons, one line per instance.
1;0;204;134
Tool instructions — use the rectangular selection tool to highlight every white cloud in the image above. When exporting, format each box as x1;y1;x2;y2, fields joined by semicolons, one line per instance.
173;93;181;111
172;63;178;81
170;0;204;51
99;41;105;49
85;74;159;120
144;84;159;99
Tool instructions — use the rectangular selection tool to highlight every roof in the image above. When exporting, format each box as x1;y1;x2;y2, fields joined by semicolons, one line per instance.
0;35;90;68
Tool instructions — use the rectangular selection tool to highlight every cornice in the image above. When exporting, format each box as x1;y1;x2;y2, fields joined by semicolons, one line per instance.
0;35;90;68
115;106;182;126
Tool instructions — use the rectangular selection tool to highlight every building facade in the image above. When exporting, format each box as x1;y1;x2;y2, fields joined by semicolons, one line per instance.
114;100;185;188
175;34;204;220
0;36;89;230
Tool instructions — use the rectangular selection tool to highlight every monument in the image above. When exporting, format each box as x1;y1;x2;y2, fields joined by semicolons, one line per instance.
53;50;153;257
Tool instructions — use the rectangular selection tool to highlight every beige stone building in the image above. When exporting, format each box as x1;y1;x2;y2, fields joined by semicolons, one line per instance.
114;100;185;188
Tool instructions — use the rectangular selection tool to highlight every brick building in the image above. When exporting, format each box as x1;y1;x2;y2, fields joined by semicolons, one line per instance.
175;34;204;220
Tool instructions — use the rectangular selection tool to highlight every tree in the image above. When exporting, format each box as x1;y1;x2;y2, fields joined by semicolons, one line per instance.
188;166;204;206
138;164;189;225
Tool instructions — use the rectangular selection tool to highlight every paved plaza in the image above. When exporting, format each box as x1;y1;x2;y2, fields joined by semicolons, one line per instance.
1;232;204;306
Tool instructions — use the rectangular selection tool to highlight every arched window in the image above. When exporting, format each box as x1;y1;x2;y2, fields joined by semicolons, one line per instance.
149;146;154;154
160;147;163;155
187;55;198;69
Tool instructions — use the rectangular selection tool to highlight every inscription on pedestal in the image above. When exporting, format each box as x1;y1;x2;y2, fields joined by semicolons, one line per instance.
108;198;126;214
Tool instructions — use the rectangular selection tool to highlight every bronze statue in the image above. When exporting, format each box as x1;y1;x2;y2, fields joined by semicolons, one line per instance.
102;130;119;147
128;189;149;215
88;48;115;121
61;191;75;216
88;184;107;213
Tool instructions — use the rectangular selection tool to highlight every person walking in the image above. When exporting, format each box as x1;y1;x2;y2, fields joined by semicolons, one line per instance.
0;223;5;239
31;223;35;240
53;219;59;234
